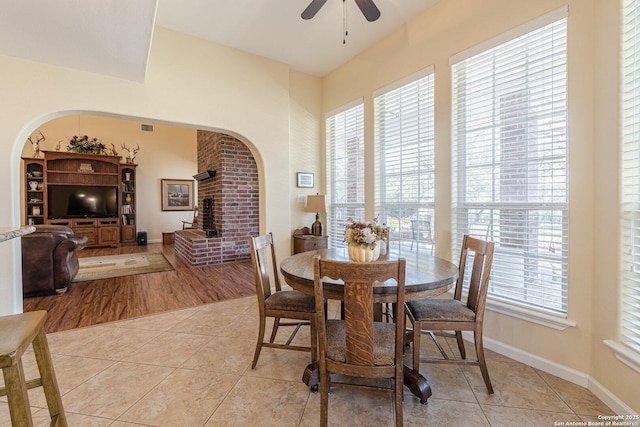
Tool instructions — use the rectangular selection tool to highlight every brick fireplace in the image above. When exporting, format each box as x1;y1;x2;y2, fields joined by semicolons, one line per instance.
174;131;259;266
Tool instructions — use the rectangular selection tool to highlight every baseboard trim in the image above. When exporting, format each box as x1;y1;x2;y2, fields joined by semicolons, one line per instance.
461;331;637;415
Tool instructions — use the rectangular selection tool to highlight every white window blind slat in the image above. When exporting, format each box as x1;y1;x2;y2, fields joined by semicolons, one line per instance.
452;15;568;316
374;68;435;255
621;0;640;354
326;102;365;248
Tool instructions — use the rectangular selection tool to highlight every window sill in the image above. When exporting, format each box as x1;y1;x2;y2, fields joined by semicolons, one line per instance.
603;340;640;374
486;299;577;330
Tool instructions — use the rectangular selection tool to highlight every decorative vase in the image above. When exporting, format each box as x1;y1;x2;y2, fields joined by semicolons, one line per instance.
348;242;381;262
125;194;132;203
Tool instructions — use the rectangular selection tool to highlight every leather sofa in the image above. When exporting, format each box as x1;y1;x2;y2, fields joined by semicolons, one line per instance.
22;225;88;297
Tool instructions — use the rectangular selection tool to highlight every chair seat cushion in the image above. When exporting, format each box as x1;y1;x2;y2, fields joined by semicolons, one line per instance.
406;298;475;322
325;320;396;366
264;290;315;313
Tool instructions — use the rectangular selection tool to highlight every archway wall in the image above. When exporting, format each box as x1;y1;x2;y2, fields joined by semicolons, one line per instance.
0;27;323;314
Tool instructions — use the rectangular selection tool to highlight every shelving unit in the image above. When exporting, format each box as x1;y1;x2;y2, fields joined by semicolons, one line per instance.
22;152;138;247
24;159;45;225
120;166;136;243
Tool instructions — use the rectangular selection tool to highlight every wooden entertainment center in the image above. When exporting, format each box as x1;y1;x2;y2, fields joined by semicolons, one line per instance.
23;151;137;247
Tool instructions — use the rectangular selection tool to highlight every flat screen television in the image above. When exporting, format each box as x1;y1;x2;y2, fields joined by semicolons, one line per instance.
48;185;118;219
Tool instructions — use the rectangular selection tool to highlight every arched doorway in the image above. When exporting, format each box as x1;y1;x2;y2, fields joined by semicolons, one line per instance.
17;113;262;303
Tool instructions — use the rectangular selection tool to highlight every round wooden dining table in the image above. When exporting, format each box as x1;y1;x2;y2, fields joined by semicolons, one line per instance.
279;247;459;403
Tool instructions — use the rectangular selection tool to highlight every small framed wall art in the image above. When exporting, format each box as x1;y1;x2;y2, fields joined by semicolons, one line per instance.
297;172;314;188
161;179;195;211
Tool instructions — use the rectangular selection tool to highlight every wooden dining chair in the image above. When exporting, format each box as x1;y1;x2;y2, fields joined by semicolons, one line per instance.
410;218;433;254
405;234;495;393
181;205;199;229
249;233;317;369
313;255;406;427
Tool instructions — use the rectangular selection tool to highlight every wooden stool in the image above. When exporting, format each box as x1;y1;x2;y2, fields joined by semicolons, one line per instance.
0;311;67;426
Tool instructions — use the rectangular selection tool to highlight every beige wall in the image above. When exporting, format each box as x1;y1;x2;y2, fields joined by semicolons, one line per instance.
288;69;325;252
321;0;638;413
0;27;322;316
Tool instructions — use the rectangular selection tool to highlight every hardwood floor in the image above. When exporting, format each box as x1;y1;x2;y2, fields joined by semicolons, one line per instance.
23;243;257;334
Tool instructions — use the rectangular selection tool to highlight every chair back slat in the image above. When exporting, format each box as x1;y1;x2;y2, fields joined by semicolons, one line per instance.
455;235;495;315
344;280;375;365
454;243;468;301
249;233;281;304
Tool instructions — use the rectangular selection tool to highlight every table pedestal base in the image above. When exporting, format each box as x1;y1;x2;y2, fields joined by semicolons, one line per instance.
302;363;432;403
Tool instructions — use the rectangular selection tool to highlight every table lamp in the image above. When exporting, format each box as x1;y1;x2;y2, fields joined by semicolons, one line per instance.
305;194;326;236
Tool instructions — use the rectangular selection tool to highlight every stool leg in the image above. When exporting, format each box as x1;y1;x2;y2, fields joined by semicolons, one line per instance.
32;329;68;427
2;360;34;427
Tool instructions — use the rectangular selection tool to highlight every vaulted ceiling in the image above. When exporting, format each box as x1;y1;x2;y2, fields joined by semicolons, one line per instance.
0;0;440;81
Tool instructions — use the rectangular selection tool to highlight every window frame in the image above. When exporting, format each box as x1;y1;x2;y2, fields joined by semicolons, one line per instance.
325;99;365;249
450;6;570;320
373;66;436;256
613;0;640;370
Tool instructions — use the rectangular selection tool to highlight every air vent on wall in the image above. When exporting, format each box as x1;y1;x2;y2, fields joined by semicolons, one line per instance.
141;124;154;132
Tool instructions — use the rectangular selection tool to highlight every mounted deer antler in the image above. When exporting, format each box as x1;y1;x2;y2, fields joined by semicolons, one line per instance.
121;143;140;164
28;132;46;158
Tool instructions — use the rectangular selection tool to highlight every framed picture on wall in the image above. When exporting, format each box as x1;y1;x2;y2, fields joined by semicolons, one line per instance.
161;179;195;211
297;172;314;188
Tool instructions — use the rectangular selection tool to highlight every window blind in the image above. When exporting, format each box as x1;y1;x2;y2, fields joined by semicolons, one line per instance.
374;67;435;256
621;0;640;353
326;101;365;248
451;10;569;315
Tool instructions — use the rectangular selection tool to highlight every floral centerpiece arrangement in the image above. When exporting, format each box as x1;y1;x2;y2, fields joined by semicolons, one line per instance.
344;217;386;262
66;135;107;155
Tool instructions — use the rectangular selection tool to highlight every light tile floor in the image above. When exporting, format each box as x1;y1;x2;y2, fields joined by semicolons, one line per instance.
1;296;614;426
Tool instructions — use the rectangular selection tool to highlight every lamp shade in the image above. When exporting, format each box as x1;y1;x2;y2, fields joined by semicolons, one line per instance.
305;194;326;213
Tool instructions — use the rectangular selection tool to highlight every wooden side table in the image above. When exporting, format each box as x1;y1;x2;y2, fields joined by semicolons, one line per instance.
293;227;328;254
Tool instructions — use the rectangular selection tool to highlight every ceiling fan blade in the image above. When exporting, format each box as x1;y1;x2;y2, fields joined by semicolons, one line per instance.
301;0;328;20
353;0;381;22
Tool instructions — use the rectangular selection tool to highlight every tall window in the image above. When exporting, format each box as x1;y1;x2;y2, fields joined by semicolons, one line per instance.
451;7;569;315
326;101;365;248
374;67;435;255
621;0;640;353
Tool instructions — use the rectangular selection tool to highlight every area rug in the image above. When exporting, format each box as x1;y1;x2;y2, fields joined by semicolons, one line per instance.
73;252;174;282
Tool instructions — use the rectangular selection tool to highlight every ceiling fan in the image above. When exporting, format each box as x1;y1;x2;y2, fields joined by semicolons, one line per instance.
301;0;381;22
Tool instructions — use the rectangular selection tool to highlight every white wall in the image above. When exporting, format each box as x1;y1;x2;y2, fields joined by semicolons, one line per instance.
321;0;639;413
0;27;322;315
